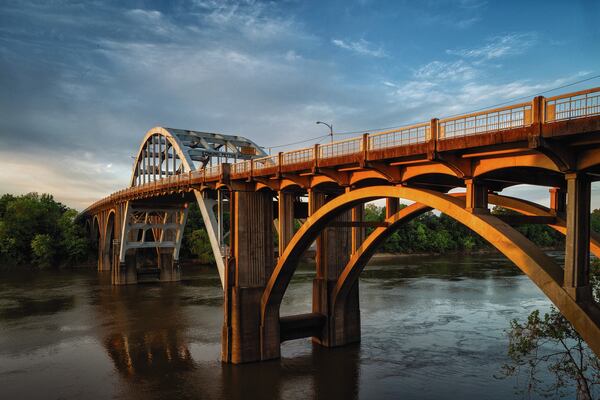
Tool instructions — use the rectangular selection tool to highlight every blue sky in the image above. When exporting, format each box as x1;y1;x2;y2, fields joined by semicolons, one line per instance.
0;0;599;209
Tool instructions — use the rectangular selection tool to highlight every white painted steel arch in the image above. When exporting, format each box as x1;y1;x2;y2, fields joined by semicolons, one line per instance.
120;126;267;288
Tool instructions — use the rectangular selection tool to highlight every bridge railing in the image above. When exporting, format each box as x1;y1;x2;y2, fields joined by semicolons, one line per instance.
438;102;532;139
282;147;314;165
204;164;221;178
368;122;430;149
252;154;278;171
318;137;362;159
545;88;600;122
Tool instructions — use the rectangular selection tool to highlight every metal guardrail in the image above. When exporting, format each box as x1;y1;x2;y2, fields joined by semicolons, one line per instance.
545;88;600;122
231;160;250;175
253;155;278;171
368;123;430;149
204;164;221;178
319;137;362;159
282;147;313;165
439;102;532;139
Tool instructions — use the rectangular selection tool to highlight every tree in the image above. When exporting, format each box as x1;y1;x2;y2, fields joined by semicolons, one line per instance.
501;260;600;399
31;233;55;267
188;229;215;264
0;193;93;268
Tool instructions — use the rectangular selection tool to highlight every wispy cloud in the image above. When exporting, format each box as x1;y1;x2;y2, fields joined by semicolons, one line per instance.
331;38;387;58
414;60;477;82
446;32;538;60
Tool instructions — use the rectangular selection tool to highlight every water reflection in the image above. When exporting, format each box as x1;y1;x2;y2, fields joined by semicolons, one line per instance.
220;344;361;400
96;285;195;379
0;295;74;320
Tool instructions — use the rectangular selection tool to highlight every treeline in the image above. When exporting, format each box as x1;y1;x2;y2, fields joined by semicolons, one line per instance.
1;192;600;268
363;203;570;254
0;193;91;268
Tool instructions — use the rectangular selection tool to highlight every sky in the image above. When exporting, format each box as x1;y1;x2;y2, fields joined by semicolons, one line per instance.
0;0;599;210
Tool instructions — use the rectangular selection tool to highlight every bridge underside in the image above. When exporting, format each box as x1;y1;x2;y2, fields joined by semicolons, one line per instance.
82;89;600;363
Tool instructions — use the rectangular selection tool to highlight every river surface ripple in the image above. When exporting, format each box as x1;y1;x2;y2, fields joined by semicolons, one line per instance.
0;253;564;399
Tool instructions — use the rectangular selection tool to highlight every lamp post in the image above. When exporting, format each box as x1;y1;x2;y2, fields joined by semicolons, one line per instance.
316;121;334;143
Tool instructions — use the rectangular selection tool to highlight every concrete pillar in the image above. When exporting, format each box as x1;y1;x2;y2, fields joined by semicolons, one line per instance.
465;178;489;213
351;204;365;254
112;243;138;285
564;172;592;302
222;190;274;363
386;197;400;219
310;189;357;347
159;249;181;282
549;187;566;216
278;191;295;257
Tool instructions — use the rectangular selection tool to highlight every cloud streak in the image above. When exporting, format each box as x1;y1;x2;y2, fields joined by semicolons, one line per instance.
446;32;538;60
332;38;387;57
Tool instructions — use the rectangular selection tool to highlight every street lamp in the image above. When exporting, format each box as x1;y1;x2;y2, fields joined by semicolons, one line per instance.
316;121;334;143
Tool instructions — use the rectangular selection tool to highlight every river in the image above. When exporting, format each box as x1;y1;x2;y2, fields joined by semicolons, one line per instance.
0;253;564;399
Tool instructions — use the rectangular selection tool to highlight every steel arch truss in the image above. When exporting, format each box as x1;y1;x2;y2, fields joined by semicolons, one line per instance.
120;127;266;286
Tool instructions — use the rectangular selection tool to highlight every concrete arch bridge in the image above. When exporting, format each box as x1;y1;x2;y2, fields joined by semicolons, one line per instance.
81;87;600;363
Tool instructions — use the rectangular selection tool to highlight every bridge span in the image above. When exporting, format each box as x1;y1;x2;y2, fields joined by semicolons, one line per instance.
82;87;600;363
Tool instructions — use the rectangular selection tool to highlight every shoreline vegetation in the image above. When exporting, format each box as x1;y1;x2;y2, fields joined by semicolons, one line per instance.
1;192;599;270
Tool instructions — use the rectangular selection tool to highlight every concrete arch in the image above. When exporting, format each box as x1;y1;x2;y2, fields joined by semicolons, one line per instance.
402;164;458;182
332;194;600;341
261;186;600;358
473;153;560;178
577;148;600;172
101;211;116;271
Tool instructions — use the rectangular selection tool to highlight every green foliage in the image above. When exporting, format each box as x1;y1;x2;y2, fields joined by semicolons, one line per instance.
180;202;215;264
188;229;215;264
31;234;55;267
501;260;600;399
592;210;600;235
0;193;92;268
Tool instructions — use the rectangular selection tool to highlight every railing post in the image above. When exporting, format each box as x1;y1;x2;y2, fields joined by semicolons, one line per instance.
429;118;439;141
314;143;320;169
278;152;283;177
531;95;544;124
362;133;369;163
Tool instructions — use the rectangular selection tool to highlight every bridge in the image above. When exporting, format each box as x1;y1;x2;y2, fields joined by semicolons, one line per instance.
82;87;600;363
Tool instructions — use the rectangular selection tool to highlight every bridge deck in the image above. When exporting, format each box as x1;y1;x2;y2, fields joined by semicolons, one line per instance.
84;87;600;214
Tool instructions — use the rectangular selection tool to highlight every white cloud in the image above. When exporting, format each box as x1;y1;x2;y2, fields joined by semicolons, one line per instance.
332;38;387;58
447;33;538;61
414;60;477;81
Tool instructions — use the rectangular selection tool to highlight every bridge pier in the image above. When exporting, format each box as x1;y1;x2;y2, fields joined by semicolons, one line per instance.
222;190;274;364
158;249;181;282
564;172;593;302
465;178;489;214
311;189;361;348
112;246;138;285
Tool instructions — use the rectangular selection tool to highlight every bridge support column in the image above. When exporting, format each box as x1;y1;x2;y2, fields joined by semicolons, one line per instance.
549;187;566;217
112;244;138;285
564;172;592;302
310;189;359;348
465;178;489;214
222;190;274;364
386;197;400;219
278;191;295;258
159;249;181;282
351;204;365;254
